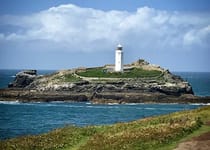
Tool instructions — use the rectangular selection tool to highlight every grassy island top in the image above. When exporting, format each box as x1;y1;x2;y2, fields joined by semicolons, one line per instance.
40;59;166;84
1;106;210;150
76;67;162;78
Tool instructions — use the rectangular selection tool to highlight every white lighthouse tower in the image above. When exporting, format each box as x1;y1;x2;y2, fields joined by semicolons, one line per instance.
115;44;123;72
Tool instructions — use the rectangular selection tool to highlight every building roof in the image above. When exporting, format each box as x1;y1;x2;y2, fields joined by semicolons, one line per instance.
116;44;123;50
117;44;122;48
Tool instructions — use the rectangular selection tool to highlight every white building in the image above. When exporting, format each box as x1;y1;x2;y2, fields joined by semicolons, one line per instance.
115;44;123;72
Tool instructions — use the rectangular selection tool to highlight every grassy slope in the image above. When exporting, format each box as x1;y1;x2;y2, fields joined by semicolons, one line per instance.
1;106;210;150
52;74;81;82
77;67;162;78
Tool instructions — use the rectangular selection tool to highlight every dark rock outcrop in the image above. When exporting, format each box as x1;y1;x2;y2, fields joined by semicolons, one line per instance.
8;70;37;88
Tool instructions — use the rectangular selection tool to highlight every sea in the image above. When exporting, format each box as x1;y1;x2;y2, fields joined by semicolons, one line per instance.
0;70;210;140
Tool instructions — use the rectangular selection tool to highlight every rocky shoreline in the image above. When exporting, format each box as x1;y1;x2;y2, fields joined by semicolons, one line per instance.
1;60;210;104
1;88;210;104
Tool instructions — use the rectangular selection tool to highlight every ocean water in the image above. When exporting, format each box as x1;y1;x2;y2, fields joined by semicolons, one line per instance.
0;70;210;140
0;102;204;140
173;72;210;96
0;69;56;88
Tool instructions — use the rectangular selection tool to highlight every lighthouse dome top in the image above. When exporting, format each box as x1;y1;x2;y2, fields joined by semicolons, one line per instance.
117;44;123;50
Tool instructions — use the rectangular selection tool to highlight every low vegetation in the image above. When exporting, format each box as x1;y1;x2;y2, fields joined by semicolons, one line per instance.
62;74;81;82
77;67;162;78
1;106;210;150
53;74;81;82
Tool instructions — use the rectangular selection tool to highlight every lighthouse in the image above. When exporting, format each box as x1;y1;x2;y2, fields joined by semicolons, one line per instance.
115;44;123;72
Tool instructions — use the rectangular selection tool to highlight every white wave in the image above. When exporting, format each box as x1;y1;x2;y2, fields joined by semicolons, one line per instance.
10;75;16;78
190;103;210;106
137;107;185;111
144;108;157;110
107;103;119;105
87;106;93;108
159;108;182;111
50;101;66;104
57;105;86;108
123;103;149;106
0;101;47;106
0;100;20;105
123;103;136;105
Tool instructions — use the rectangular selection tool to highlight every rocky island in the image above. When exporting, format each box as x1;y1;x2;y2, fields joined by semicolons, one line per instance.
0;59;209;103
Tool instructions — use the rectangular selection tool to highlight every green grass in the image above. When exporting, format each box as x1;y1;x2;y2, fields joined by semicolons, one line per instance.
53;74;81;82
77;67;162;78
63;74;81;82
0;126;97;150
1;106;210;150
157;107;210;150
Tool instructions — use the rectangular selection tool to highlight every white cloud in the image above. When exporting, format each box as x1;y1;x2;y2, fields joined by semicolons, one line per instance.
0;4;210;53
183;25;210;47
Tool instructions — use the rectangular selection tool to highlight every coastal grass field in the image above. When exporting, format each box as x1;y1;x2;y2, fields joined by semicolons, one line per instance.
76;67;162;78
1;106;210;150
53;73;82;82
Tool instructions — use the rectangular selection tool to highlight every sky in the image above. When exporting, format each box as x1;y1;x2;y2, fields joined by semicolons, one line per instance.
0;0;210;71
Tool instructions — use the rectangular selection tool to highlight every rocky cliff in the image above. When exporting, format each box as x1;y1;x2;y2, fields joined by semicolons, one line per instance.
1;59;208;103
8;70;37;88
